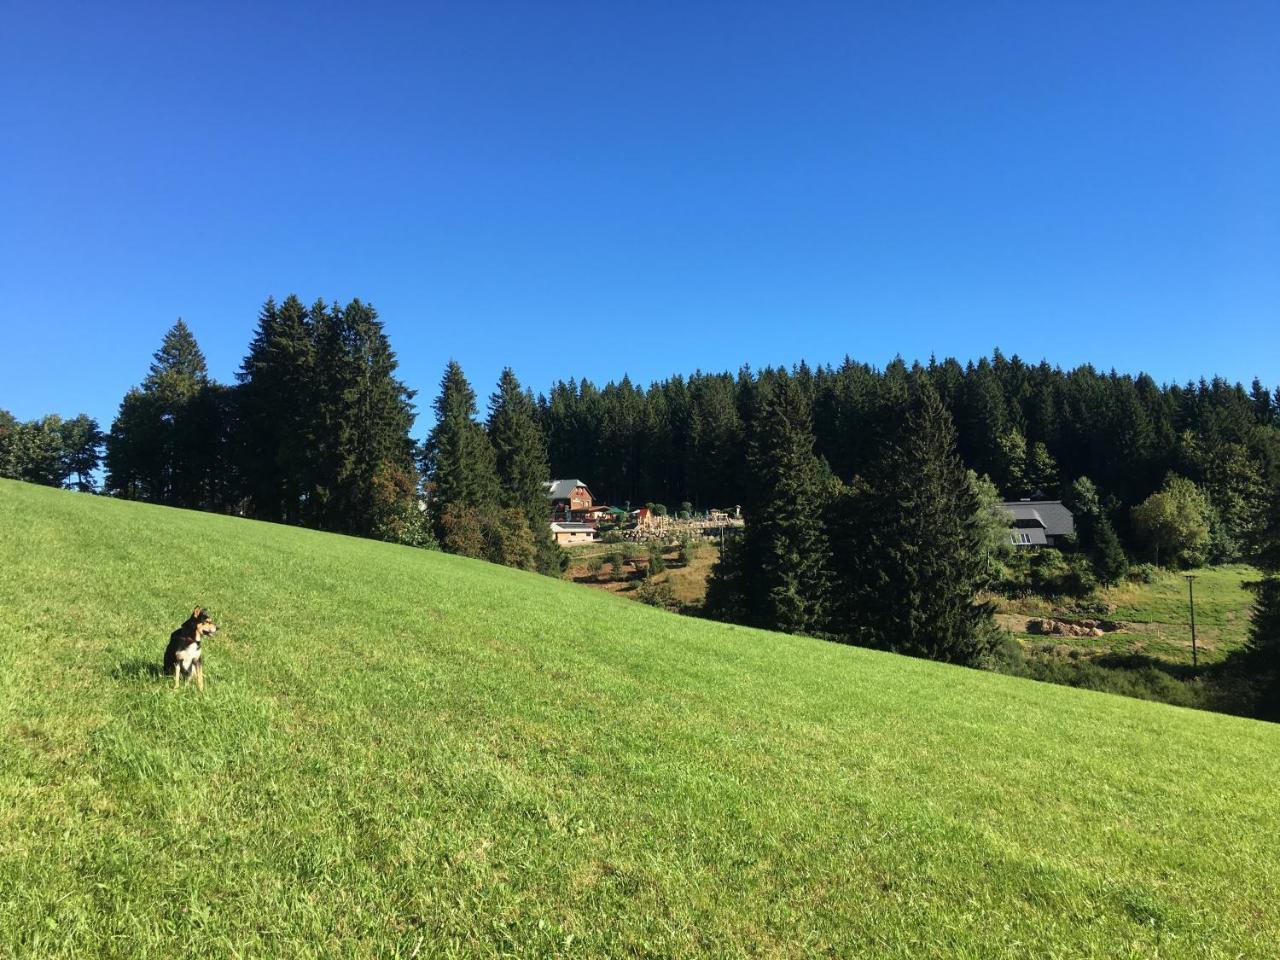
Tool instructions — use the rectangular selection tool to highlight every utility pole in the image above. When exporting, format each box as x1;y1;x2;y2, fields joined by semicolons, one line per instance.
1185;574;1198;669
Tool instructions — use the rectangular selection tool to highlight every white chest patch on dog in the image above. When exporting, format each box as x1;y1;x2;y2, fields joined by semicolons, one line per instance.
175;644;201;670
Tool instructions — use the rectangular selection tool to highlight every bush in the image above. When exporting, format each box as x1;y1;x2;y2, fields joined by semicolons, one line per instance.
602;529;623;544
1130;563;1161;585
607;550;627;581
677;532;701;566
368;462;435;548
484;508;537;570
1029;549;1071;597
1063;552;1098;597
586;555;604;576
635;578;676;610
647;542;667;575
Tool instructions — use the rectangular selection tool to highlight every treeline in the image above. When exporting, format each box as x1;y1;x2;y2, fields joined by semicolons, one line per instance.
543;354;1280;566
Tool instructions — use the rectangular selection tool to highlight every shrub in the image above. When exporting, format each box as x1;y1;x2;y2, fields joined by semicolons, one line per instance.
586;555;604;576
635;578;676;610
369;462;435;549
440;504;487;559
647;542;667;575
1064;552;1098;597
484;508;537;570
1029;549;1071;597
607;550;627;581
1130;563;1161;585
677;532;700;566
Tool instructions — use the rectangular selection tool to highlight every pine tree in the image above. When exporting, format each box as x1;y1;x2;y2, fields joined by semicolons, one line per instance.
236;296;317;523
831;377;997;664
145;318;208;404
1092;516;1129;586
308;300;358;528
336;299;417;536
487;368;561;574
106;319;214;506
425;361;500;544
707;373;829;634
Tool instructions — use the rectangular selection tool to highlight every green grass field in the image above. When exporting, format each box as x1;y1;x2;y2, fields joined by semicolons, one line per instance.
999;564;1258;667
3;479;1280;958
1103;565;1257;662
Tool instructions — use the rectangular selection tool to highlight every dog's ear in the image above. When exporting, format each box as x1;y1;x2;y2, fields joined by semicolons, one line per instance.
192;607;203;619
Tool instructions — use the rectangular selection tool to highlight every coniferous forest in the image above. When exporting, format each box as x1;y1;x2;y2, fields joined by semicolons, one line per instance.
3;296;1280;717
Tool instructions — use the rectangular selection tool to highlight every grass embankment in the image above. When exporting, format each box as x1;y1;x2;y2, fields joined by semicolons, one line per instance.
2;479;1279;958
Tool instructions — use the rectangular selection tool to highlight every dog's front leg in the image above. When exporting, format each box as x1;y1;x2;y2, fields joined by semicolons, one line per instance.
173;663;181;690
195;660;204;691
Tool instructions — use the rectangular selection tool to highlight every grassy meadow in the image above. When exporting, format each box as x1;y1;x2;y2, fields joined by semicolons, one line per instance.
997;564;1258;668
2;479;1280;958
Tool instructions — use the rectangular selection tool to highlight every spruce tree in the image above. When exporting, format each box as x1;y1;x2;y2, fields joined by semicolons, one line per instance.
425;361;500;543
106;319;213;506
145;318;208;403
337;299;417;535
831;376;997;664
1092;516;1129;586
236;296;318;523
308;300;359;528
707;373;829;633
487;368;560;574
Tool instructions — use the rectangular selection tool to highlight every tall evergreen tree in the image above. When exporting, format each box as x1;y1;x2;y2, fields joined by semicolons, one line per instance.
706;373;829;634
106;319;218;507
425;361;500;542
236;295;316;524
829;377;997;664
1092;517;1129;586
334;299;417;536
145;318;209;402
488;368;561;574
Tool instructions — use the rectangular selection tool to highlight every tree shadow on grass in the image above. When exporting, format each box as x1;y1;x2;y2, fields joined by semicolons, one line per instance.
1091;651;1200;681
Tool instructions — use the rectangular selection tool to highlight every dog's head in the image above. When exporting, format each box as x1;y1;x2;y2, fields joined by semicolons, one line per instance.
189;607;218;637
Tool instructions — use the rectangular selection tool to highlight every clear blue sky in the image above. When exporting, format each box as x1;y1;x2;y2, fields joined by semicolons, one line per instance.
2;1;1277;431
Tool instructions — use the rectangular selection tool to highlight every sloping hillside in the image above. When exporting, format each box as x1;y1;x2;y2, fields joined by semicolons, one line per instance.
2;479;1278;958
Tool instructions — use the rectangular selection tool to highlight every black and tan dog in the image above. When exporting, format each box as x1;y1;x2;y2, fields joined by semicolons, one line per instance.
163;607;217;690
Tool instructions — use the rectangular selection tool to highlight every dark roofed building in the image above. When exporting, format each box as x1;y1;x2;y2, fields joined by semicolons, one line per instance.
545;479;593;520
999;500;1074;548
